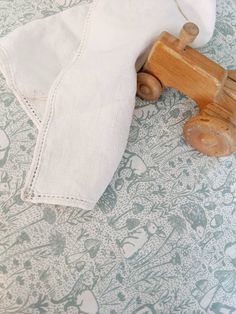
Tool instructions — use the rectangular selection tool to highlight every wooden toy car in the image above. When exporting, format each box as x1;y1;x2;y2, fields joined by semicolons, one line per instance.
137;22;236;157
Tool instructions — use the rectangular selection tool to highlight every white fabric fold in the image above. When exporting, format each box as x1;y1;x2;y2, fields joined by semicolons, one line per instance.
0;3;90;127
0;0;216;210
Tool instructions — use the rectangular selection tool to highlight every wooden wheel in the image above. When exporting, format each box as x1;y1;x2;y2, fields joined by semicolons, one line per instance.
183;115;236;156
137;72;163;101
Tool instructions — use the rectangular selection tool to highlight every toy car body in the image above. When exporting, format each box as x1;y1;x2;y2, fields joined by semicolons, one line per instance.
137;23;236;157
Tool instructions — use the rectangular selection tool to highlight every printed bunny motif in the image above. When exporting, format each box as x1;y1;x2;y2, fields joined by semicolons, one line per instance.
118;221;157;259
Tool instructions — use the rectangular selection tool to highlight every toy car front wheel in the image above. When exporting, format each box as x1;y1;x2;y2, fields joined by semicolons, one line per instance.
137;72;163;101
183;115;236;156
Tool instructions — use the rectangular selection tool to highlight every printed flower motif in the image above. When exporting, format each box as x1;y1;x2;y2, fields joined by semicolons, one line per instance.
126;218;140;230
97;186;117;212
16;297;23;305
168;215;187;235
117;292;125;302
48;231;66;256
0;264;7;274
0;232;31;257
24;260;32;270
170;253;181;266
13;258;20;266
42;208;57;224
16;275;24;285
16;232;31;245
1;210;56;242
181;203;207;238
84;239;101;258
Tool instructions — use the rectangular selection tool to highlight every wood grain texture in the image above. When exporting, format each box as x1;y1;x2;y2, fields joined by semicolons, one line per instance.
143;31;227;109
137;23;236;156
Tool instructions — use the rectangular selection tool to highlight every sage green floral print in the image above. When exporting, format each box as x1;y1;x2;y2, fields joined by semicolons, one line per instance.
1;0;236;313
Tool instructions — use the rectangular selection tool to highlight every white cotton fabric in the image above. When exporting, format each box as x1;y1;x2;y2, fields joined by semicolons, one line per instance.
0;3;90;127
0;0;216;210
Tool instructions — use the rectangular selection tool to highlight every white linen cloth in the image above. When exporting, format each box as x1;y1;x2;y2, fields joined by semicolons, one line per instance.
0;0;216;210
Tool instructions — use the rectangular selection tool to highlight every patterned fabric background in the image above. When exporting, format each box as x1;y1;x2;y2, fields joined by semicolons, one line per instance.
0;0;236;313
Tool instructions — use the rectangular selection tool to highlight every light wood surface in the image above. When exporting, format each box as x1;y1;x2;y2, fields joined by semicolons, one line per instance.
178;22;199;50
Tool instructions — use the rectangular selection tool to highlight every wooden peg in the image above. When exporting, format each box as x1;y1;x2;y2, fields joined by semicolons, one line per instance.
178;22;199;50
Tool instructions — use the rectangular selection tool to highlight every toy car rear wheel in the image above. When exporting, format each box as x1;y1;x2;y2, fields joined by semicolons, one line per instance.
183;115;236;156
137;72;163;101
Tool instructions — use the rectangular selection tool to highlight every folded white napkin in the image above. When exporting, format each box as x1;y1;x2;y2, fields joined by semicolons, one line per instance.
0;0;216;210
